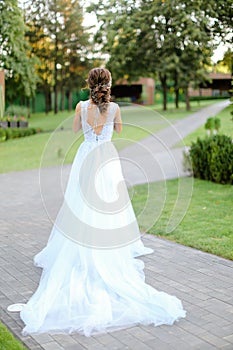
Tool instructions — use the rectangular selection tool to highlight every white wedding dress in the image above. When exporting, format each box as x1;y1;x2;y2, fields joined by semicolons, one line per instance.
20;100;186;337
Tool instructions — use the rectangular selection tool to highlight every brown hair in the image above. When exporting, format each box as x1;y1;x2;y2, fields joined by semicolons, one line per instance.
87;68;111;114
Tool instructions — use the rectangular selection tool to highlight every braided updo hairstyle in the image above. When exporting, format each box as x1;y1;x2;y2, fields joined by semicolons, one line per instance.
87;68;112;114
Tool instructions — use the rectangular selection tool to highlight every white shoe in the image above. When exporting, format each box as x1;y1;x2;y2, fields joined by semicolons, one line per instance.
7;303;26;312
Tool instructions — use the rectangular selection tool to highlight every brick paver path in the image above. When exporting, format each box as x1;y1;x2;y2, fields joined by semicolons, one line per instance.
1;101;233;349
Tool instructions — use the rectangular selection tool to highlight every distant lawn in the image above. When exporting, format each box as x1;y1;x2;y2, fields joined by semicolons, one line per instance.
151;98;223;118
0;99;224;173
0;107;164;173
27;99;222;130
131;178;233;260
0;323;27;350
175;104;232;148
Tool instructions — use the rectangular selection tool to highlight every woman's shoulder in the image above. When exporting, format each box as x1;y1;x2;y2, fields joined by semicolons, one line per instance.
82;99;90;106
110;101;118;106
110;101;120;110
76;99;90;108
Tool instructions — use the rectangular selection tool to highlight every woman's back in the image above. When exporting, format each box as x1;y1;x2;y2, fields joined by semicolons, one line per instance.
81;100;119;142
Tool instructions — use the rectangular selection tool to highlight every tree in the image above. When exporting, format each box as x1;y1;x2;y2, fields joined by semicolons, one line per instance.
55;0;91;111
0;0;37;103
25;0;91;114
88;0;230;110
200;0;232;43
215;49;233;74
26;23;54;113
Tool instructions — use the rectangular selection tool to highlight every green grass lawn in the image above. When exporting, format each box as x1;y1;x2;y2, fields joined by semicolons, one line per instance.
0;323;27;350
0;99;224;173
175;104;233;148
131;177;233;260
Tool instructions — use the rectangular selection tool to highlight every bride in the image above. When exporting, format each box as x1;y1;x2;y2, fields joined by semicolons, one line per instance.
13;68;186;337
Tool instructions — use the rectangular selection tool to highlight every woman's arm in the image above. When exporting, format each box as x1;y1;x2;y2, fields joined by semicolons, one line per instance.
73;102;82;133
114;105;122;134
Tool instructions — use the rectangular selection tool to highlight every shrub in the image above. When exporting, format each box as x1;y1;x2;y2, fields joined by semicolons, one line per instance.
204;117;221;135
213;117;221;133
11;129;21;138
0;127;41;142
204;117;215;134
186;134;233;185
190;96;230;101
0;129;7;142
5;128;13;139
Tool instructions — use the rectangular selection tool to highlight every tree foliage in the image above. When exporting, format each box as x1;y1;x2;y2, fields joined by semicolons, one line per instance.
25;0;92;113
215;49;233;74
88;0;232;110
0;0;38;102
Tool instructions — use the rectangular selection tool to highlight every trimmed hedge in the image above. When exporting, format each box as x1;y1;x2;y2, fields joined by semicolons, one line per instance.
186;134;233;184
0;127;42;142
190;96;230;101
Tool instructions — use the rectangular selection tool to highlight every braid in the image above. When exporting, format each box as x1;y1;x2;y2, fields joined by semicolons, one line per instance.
87;68;112;114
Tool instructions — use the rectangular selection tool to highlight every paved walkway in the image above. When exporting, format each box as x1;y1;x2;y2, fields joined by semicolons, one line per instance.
119;100;230;185
0;100;233;350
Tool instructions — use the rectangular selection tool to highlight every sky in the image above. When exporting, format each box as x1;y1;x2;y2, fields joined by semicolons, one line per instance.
211;42;231;63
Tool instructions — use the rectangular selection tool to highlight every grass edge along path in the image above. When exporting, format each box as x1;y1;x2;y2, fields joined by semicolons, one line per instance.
131;177;233;261
0;322;27;350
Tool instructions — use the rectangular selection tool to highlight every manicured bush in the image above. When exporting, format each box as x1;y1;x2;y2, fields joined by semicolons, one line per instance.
204;117;221;135
0;127;41;142
0;128;7;142
185;134;233;184
204;117;215;135
213;117;221;133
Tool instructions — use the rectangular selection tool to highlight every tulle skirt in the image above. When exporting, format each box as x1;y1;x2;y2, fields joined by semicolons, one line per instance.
20;140;186;336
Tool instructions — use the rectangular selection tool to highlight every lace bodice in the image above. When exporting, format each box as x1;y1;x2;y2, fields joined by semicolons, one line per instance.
81;100;119;142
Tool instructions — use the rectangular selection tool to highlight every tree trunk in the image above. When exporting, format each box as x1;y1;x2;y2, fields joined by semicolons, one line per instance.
198;87;202;106
48;90;52;112
27;98;30;118
175;88;179;109
68;90;73;111
54;1;58;114
160;74;167;111
174;72;179;109
185;87;191;111
32;97;35;113
61;87;65;111
54;75;58;114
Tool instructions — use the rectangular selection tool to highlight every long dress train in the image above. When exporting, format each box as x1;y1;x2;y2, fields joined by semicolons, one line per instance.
20;100;186;337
